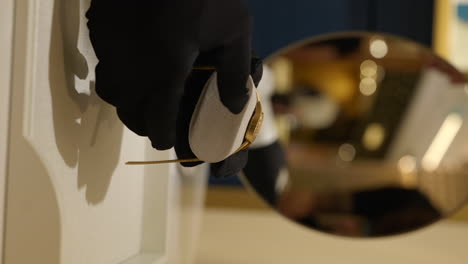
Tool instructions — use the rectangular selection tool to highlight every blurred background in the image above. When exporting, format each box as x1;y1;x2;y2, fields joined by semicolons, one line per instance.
195;0;468;263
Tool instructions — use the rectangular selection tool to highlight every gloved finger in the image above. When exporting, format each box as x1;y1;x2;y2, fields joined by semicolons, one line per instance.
175;69;213;167
87;2;152;136
106;53;169;137
250;54;264;87
195;51;262;86
214;30;252;114
96;47;157;137
144;47;199;150
211;149;249;178
88;15;136;108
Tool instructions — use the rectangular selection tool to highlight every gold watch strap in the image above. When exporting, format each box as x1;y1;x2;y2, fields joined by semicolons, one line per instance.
126;158;201;165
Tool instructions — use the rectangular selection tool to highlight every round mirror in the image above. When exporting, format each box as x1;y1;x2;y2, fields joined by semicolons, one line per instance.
242;32;468;237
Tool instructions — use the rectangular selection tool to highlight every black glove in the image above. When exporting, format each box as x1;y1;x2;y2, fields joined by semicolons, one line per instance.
86;0;256;177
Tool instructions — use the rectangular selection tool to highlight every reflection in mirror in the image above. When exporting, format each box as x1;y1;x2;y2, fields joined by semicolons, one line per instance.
242;32;468;237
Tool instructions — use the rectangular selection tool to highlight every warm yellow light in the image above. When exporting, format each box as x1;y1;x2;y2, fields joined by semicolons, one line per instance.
370;39;389;59
359;77;377;96
338;144;356;162
360;60;378;77
271;57;292;93
422;113;463;172
398;155;417;174
363;123;385;151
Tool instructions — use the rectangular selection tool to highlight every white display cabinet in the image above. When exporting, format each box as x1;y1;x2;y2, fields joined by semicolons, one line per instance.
0;0;207;263
0;0;16;261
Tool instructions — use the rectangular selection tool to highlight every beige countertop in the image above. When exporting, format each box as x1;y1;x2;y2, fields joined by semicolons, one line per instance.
196;208;468;264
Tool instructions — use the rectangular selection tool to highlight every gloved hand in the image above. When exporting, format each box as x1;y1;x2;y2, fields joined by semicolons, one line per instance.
86;0;257;177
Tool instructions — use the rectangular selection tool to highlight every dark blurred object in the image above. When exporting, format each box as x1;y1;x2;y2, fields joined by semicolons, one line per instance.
249;0;434;57
353;187;441;236
310;38;362;57
243;141;286;205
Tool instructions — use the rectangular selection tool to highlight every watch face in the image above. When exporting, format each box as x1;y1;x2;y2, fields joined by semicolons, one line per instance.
242;32;468;238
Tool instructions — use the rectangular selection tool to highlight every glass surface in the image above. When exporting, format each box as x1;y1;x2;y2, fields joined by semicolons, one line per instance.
242;32;468;237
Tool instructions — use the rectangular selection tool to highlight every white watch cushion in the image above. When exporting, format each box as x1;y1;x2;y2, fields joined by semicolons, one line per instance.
189;72;257;163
